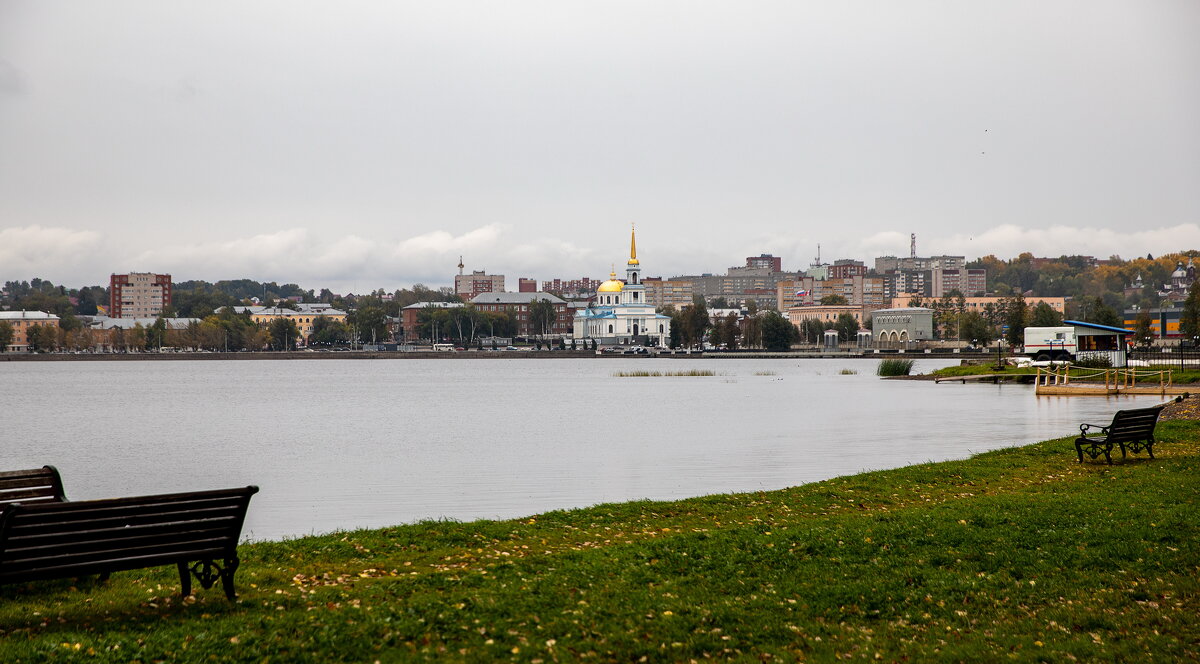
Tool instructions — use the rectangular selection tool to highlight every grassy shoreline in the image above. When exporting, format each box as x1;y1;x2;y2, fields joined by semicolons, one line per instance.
2;423;1197;662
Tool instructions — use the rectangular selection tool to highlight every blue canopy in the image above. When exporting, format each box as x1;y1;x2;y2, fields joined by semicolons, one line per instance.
1063;320;1133;335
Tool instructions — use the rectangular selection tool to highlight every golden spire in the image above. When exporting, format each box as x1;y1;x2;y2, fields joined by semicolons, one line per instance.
628;224;639;265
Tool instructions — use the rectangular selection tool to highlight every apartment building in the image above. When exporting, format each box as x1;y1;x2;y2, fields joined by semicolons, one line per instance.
0;310;61;351
642;278;695;310
230;304;348;343
776;275;886;312
454;271;504;300
827;259;867;279
110;272;172;318
541;277;603;298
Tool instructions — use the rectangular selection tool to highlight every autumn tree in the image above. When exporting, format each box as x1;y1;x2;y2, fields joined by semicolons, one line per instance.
1181;280;1200;339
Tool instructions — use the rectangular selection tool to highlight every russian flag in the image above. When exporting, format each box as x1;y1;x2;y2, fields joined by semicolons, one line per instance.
795;290;808;297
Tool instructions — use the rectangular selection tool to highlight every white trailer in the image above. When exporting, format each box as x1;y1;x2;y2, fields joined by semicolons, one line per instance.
1024;326;1076;361
1023;321;1131;367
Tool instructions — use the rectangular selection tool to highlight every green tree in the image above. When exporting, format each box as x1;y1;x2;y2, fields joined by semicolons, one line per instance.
833;313;860;341
685;296;710;347
719;313;740;351
1002;294;1027;346
529;299;558;339
1181;281;1200;338
311;316;349;346
1029;301;1063;327
959;311;995;345
0;321;12;352
1132;309;1154;345
799;318;825;344
820;294;848;306
145;317;169;350
350;306;389;344
1068;295;1119;327
759;311;798;351
268;317;301;350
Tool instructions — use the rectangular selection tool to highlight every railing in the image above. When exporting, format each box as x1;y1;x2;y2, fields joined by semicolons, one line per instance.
1128;346;1200;372
1035;366;1174;392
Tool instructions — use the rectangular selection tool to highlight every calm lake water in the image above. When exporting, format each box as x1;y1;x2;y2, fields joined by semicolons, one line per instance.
2;358;1166;541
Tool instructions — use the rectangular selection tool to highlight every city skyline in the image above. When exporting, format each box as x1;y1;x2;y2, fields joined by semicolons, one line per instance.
2;1;1198;291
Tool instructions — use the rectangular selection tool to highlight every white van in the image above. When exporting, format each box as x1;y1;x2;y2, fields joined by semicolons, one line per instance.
432;343;456;352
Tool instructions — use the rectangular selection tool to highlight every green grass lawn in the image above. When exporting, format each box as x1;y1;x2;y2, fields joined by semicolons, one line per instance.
931;363;1200;385
2;421;1198;662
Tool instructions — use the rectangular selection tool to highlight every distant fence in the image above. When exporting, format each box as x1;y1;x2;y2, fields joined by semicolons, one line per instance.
1129;346;1200;371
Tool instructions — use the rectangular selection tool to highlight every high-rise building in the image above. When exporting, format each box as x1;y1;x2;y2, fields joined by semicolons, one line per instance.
745;254;783;272
454;270;504;300
827;259;867;280
110;272;172;319
873;255;985;299
518;278;538;293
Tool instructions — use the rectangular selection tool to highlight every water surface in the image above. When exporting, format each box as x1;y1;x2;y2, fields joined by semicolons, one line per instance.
2;358;1163;540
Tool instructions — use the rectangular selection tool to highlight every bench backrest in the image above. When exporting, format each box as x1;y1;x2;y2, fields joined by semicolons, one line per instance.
0;486;258;584
0;466;65;507
1107;406;1165;442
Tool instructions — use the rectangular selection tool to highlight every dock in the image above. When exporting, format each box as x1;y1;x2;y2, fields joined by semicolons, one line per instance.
934;373;1034;385
1033;367;1191;396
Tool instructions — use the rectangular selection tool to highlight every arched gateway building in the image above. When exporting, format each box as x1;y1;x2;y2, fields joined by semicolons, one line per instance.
573;228;672;347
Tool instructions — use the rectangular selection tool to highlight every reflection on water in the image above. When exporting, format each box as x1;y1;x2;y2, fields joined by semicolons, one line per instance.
2;358;1166;540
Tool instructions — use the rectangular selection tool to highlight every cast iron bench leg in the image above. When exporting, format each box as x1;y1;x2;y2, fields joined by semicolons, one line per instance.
178;562;192;597
221;558;240;600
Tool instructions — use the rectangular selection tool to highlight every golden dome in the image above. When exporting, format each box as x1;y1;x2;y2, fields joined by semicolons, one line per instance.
597;268;624;293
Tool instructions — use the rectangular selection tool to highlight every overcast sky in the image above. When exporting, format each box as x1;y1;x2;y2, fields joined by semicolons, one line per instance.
2;1;1198;292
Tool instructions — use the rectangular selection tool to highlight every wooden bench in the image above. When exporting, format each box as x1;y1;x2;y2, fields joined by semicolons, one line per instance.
0;466;66;507
1075;405;1165;464
0;486;259;600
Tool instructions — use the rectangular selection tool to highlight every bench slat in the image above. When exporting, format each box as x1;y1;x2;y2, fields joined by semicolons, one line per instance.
0;466;64;505
0;489;63;503
0;477;60;491
9;504;248;534
10;494;247;519
2;536;234;570
0;545;233;581
5;517;240;554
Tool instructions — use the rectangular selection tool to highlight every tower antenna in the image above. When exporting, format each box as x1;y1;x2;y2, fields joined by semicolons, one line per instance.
457;256;464;276
910;234;916;259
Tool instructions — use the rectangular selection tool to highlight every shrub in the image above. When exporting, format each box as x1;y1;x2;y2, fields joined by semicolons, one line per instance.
1072;356;1112;369
877;358;915;376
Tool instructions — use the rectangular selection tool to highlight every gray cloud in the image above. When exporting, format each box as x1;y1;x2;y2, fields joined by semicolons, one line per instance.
1;1;1198;289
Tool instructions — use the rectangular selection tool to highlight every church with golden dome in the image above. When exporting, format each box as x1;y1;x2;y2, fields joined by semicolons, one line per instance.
573;227;672;347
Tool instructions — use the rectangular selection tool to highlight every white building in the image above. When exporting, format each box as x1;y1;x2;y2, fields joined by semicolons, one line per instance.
573;228;672;346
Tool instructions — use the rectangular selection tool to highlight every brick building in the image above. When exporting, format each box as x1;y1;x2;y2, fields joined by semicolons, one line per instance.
472;292;571;338
110;272;172;319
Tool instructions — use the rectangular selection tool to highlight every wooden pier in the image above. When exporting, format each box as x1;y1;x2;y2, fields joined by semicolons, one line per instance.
1033;366;1191;396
